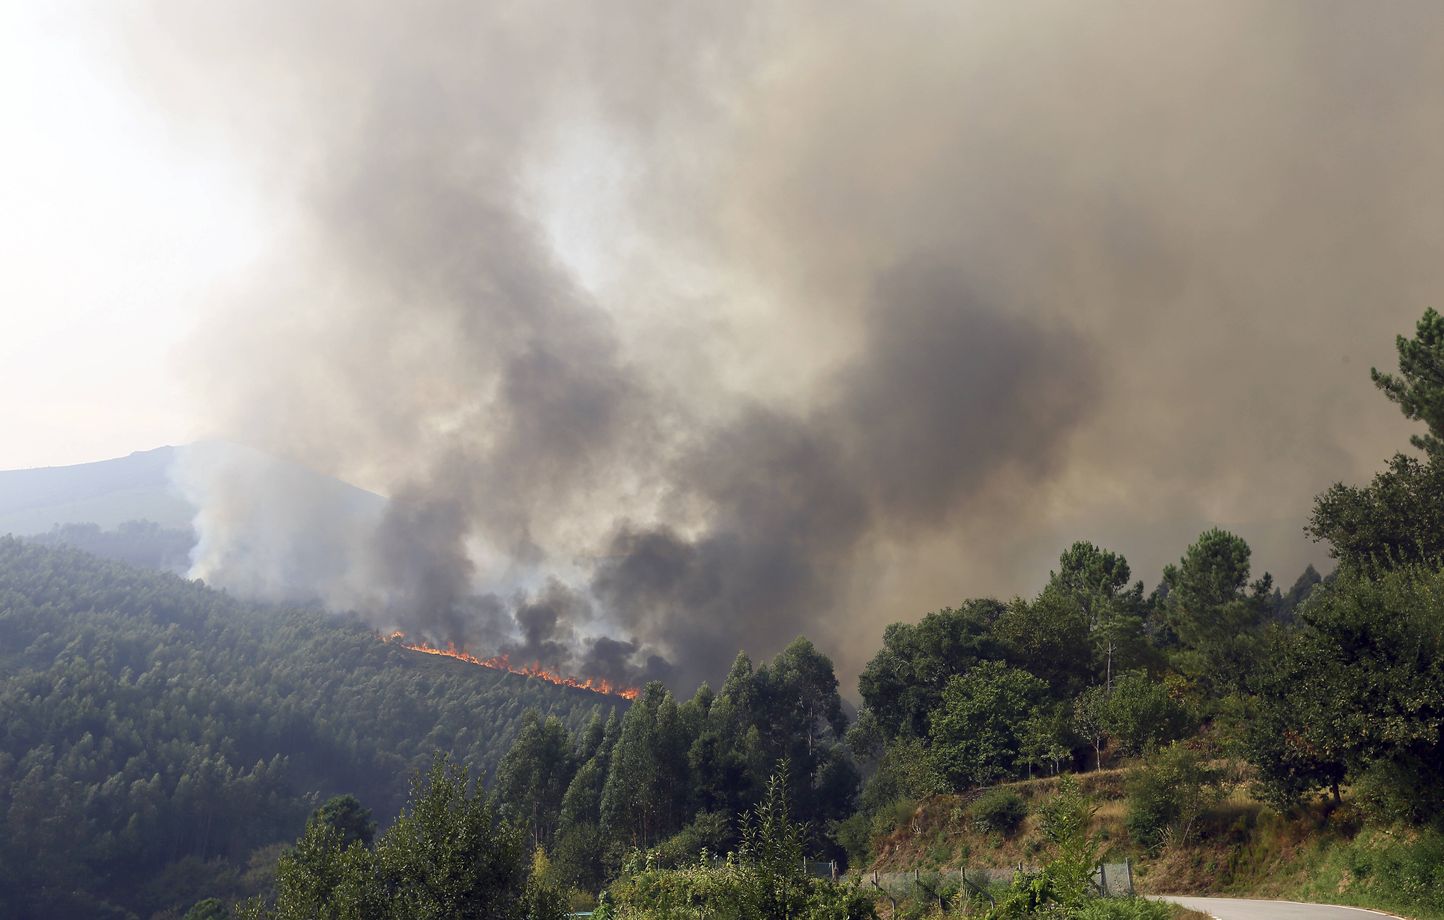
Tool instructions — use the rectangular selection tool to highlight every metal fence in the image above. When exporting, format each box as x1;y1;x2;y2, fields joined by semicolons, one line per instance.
865;860;1135;903
805;859;840;881
1093;861;1135;897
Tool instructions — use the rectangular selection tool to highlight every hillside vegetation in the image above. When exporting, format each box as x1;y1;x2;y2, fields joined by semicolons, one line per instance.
0;538;618;919
864;763;1444;920
6;310;1444;920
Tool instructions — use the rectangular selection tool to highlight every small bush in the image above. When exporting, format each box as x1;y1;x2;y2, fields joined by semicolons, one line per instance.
972;789;1028;836
651;811;731;868
1125;744;1227;851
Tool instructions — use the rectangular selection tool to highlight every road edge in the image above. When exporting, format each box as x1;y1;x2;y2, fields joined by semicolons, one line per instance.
1149;894;1411;920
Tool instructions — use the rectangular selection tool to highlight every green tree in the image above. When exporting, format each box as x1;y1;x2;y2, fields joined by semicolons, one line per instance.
1072;686;1109;772
1241;625;1348;810
374;755;560;920
1018;705;1072;778
1100;670;1193;757
1309;453;1444;571
858;600;1007;740
601;683;689;848
241;755;563;920
312;795;376;848
1370;307;1444;457
752;638;855;823
1243;567;1444;821
738;764;808;918
928;662;1047;789
252;818;379;920
1161;529;1271;686
494;711;577;848
1308;309;1444;572
1053;542;1152;688
184;898;231;920
996;591;1092;701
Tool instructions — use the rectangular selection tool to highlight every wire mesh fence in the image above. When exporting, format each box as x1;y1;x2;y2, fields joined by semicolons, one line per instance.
864;860;1135;902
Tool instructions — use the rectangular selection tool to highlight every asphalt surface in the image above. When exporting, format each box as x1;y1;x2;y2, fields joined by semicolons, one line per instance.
1155;896;1397;920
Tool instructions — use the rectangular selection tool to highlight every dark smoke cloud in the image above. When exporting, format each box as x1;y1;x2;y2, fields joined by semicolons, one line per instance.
108;0;1444;691
594;266;1094;684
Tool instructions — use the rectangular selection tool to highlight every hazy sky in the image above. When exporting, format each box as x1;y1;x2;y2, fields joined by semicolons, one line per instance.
4;1;1442;687
0;3;266;469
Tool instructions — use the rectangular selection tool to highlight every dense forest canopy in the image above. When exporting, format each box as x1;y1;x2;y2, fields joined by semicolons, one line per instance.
0;540;617;919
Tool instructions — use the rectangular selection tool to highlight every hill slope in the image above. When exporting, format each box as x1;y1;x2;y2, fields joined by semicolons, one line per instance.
0;446;193;534
0;538;622;920
0;441;384;538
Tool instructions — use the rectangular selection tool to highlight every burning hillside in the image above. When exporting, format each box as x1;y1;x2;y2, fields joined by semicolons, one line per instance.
385;632;639;700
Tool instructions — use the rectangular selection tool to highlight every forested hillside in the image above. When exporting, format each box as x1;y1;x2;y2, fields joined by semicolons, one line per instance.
0;539;618;919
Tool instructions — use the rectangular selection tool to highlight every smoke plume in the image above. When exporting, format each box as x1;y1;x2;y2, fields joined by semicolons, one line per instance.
105;1;1444;689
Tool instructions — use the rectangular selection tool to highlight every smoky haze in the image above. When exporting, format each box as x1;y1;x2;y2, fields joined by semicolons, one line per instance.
109;1;1444;690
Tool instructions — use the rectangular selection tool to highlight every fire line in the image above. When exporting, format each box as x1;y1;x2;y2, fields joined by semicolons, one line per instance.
384;632;640;700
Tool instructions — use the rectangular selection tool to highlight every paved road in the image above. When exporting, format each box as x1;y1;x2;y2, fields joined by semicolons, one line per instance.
1155;896;1398;920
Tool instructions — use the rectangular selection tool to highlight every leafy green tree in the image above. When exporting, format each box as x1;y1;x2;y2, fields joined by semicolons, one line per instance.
251;817;379;920
858;600;1007;740
1241;628;1349;810
1161;529;1271;686
753;638;855;823
494;711;578;847
374;755;561;920
756;638;848;761
1051;542;1152;689
312;795;376;848
1370;307;1444;457
1309;453;1444;571
1101;670;1193;757
240;755;563;920
1244;566;1444;821
996;591;1092;701
738;764;808;918
601;683;689;848
1071;686;1110;772
1018;705;1073;778
184;898;231;920
928;661;1047;789
1308;310;1444;572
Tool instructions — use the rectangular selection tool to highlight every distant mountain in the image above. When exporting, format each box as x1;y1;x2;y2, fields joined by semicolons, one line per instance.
0;445;193;535
0;444;386;578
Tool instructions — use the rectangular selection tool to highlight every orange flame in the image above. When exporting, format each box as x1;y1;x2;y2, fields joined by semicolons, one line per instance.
384;632;639;700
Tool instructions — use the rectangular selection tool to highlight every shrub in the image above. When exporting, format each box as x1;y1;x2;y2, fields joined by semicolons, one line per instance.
1102;671;1194;757
1075;897;1173;920
972;789;1028;837
651;811;731;868
1125;744;1228;851
600;764;877;920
